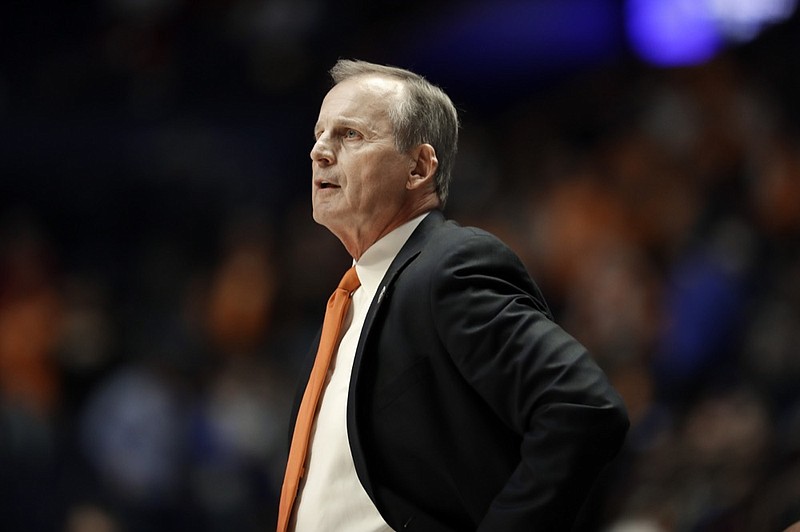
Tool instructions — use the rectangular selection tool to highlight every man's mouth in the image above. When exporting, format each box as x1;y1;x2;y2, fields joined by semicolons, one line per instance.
317;179;340;189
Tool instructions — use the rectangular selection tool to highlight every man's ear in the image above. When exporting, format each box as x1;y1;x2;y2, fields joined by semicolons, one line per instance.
407;143;439;190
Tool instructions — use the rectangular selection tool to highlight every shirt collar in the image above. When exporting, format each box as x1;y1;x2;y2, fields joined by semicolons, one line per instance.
353;212;429;296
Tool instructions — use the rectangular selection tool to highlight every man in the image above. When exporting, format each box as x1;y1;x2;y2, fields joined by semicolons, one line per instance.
278;59;629;531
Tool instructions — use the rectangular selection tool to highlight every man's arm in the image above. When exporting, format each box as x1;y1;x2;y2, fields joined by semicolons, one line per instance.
430;230;629;531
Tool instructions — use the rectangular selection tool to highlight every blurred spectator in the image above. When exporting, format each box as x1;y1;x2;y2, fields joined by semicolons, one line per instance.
79;365;183;523
0;213;62;531
0;213;62;416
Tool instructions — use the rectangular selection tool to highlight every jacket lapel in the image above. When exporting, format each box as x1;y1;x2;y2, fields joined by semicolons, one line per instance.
353;209;445;369
347;209;446;499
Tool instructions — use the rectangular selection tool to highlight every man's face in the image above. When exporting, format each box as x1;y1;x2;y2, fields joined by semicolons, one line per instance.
310;76;413;241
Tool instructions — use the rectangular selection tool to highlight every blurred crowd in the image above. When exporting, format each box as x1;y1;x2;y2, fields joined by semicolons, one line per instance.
2;2;800;531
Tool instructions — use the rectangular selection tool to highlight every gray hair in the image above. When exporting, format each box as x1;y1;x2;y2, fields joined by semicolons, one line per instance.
329;59;460;207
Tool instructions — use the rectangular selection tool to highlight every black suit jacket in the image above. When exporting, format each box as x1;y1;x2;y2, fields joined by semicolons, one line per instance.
291;210;629;531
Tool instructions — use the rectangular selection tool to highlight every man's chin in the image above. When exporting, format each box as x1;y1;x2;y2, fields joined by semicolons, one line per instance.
312;208;339;231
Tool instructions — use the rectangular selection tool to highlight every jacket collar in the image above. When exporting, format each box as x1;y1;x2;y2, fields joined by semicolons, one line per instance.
374;209;444;308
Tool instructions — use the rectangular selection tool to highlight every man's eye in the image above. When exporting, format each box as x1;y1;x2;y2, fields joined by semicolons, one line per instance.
344;129;360;139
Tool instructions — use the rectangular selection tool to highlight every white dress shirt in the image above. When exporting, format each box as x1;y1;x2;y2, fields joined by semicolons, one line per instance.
292;213;428;531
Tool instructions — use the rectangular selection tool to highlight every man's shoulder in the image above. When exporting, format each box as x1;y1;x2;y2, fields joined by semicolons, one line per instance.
424;216;509;254
398;210;520;273
416;210;494;240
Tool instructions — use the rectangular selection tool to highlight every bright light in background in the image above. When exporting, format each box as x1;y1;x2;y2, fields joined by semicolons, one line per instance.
709;0;797;41
626;0;798;66
627;0;721;66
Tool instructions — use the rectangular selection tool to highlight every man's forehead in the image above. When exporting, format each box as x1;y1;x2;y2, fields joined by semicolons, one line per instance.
316;76;400;127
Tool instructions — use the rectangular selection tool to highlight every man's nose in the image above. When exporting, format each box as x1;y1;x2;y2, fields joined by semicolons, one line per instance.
310;137;334;166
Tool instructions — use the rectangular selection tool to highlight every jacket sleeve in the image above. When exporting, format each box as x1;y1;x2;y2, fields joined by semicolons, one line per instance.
429;230;629;531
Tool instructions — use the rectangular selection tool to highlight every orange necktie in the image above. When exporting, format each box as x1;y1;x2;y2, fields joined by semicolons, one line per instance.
277;266;361;531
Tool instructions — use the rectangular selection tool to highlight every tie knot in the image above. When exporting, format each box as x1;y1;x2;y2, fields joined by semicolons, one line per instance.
338;266;361;293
